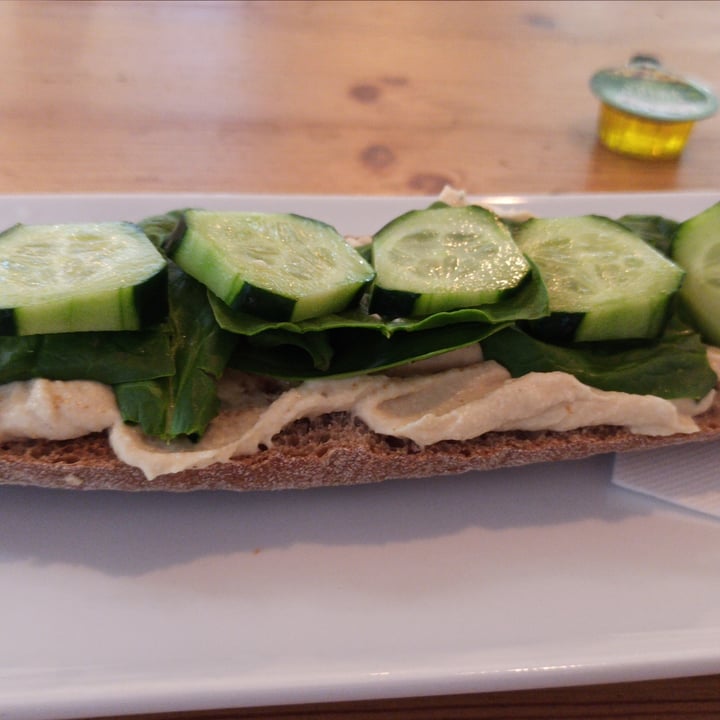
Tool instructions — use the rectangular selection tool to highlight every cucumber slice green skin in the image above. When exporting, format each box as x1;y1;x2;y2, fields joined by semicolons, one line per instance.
671;201;720;345
0;221;168;336
369;286;421;319
369;204;532;317
166;211;375;323
514;215;685;342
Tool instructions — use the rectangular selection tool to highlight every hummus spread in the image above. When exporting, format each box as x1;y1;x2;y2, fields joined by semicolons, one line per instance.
0;379;119;441
0;348;716;481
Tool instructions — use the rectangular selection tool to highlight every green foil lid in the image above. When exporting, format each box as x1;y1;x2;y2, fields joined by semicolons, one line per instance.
590;55;718;122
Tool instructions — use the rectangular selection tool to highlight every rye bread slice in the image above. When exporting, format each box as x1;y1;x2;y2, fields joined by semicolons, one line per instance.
1;393;719;492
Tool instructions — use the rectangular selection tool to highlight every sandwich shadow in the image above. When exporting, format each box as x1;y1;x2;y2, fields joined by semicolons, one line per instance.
0;453;651;577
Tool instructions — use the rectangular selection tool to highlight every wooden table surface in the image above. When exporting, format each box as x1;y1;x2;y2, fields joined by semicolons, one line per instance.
2;1;719;718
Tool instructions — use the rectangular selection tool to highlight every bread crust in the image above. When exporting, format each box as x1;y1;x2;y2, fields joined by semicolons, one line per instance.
2;392;720;492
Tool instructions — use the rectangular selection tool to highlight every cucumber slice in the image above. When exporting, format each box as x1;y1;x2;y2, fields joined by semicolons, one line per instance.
671;202;720;345
514;215;684;342
167;210;375;322
369;204;531;317
0;222;167;336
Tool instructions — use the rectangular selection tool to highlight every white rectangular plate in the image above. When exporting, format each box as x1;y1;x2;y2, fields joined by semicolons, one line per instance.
2;191;720;720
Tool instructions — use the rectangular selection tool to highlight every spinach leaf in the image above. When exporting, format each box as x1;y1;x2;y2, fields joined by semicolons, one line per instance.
138;210;186;250
617;214;679;256
114;265;238;441
230;322;508;380
212;263;547;376
240;328;335;372
482;324;716;400
0;331;174;385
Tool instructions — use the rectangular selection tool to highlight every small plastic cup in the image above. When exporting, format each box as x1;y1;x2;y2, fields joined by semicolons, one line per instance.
590;55;717;159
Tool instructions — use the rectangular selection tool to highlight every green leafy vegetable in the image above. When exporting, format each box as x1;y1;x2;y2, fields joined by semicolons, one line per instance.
229;322;509;380
138;210;186;250
0;331;174;385
481;322;716;400
617;214;679;256
211;262;547;376
114;265;238;441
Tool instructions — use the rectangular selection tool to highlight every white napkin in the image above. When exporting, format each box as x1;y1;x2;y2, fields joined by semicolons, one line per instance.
612;442;720;520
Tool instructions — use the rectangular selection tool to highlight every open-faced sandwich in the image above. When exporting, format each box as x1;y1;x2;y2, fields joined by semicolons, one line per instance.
0;189;718;491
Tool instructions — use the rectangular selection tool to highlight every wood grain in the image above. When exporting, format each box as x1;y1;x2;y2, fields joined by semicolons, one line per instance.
0;0;719;196
91;674;720;720
1;1;719;718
